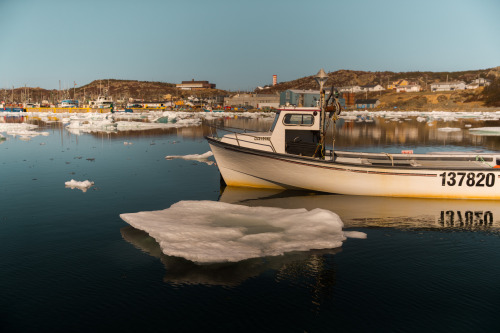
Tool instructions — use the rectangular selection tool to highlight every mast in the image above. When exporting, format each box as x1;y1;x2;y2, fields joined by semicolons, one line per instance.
314;68;329;143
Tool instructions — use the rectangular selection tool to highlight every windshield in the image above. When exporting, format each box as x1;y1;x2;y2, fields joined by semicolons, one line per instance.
270;111;280;132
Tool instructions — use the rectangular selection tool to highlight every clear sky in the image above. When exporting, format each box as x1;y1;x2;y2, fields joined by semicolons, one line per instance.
1;0;499;91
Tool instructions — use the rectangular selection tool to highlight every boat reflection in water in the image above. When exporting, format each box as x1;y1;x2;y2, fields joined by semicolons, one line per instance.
120;226;340;288
218;186;500;231
119;185;498;287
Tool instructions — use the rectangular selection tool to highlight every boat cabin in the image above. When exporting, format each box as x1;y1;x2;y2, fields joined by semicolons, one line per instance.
60;99;79;108
220;107;323;157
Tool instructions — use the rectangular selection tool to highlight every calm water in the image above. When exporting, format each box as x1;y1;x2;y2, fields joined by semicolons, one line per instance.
2;113;500;332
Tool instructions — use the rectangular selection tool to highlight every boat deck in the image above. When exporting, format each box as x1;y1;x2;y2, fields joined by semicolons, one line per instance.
333;150;497;169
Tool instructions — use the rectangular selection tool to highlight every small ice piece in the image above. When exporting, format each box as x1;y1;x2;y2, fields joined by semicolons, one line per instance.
437;127;461;132
165;151;213;160
65;179;94;192
120;201;350;263
469;127;500;136
344;231;368;239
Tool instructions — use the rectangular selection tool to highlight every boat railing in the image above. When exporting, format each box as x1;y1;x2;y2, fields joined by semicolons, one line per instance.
208;123;276;153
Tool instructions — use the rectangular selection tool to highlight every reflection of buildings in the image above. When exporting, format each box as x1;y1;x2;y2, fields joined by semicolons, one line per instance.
332;116;500;150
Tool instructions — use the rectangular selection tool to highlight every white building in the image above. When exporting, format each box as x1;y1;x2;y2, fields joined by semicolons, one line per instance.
360;84;385;92
466;78;491;89
430;81;466;92
396;84;421;93
338;85;362;93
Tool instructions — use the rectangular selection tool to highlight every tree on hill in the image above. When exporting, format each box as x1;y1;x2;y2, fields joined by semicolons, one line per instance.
482;78;500;107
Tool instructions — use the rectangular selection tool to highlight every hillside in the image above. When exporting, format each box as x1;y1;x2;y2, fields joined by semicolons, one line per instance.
2;67;499;109
258;67;500;93
256;67;500;109
1;79;229;104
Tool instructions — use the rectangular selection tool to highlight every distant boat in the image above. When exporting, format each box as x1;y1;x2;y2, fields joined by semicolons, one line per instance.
90;95;113;109
60;99;79;108
203;107;224;113
1;102;24;112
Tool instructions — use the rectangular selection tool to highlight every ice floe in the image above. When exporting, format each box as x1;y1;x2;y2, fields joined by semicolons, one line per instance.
165;151;213;160
120;200;359;264
65;179;94;192
437;127;462;132
165;151;214;165
468;127;500;136
0;123;49;140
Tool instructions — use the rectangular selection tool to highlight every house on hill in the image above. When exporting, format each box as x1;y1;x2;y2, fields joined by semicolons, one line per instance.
430;81;466;92
387;80;409;90
338;85;362;93
355;99;380;109
176;79;216;90
466;78;491;89
387;80;421;92
360;84;384;92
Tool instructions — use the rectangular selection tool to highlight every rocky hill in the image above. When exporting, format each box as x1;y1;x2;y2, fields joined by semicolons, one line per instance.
1;79;228;104
258;67;500;93
256;67;500;109
3;67;499;109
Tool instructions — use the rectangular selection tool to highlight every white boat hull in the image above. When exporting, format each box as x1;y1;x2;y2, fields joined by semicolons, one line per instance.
208;138;500;200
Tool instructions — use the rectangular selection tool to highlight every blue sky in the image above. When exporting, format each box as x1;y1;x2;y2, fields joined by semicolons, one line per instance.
0;0;499;91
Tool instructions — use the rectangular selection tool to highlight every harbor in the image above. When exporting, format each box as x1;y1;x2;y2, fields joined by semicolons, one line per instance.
2;0;500;331
2;110;500;331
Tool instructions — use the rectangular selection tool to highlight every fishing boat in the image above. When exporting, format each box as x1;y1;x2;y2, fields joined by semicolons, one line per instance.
60;99;79;108
206;69;500;200
90;95;113;109
203;106;224;112
1;102;24;112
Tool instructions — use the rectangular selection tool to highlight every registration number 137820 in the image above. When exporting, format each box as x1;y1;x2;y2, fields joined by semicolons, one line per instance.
439;172;496;187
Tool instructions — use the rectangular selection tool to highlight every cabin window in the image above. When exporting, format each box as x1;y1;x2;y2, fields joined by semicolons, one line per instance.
283;114;314;126
270;111;280;132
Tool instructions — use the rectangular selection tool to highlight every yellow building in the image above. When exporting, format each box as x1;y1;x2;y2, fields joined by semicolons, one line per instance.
387;79;409;90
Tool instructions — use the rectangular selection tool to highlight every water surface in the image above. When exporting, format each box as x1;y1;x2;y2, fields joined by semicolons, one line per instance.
2;113;500;332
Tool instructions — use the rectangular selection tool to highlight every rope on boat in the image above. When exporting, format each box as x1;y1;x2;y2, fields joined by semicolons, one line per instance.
384;153;394;166
476;155;492;167
314;87;342;159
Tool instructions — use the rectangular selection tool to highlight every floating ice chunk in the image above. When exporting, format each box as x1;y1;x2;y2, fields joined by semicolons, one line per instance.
120;201;351;263
469;127;500;136
165;151;214;165
0;123;38;131
437;127;461;132
344;231;368;239
165;151;213;160
65;179;94;192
